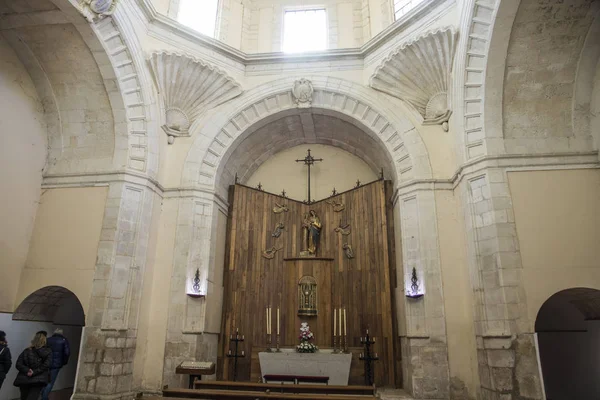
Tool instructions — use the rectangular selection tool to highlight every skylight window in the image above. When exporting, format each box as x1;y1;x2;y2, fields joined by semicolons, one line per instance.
393;0;425;20
283;9;327;53
178;0;219;38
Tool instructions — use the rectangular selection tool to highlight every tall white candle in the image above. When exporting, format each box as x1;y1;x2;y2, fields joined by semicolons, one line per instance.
333;309;337;336
344;308;347;336
277;308;280;335
266;307;269;334
338;308;342;336
269;308;272;335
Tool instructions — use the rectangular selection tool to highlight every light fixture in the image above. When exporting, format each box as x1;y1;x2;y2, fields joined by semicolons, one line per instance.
187;268;206;298
406;266;424;298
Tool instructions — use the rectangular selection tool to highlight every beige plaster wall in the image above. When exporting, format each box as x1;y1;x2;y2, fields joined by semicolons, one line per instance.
15;187;108;316
508;169;600;329
0;35;47;312
435;190;479;398
246;144;378;201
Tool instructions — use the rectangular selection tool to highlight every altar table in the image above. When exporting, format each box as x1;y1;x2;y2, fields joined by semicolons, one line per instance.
258;349;352;386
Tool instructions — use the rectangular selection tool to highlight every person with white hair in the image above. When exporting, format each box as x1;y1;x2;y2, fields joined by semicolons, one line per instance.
41;328;70;400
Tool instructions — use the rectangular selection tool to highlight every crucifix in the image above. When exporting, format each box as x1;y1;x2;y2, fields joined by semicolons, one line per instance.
295;149;323;203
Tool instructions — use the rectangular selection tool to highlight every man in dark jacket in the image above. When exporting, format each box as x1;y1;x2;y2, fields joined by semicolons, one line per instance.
0;330;11;390
41;329;70;400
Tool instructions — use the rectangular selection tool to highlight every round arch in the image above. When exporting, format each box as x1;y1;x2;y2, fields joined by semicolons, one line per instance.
535;287;600;400
13;285;85;326
182;76;432;197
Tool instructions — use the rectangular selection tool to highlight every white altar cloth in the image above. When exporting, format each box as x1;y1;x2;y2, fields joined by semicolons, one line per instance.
258;349;352;386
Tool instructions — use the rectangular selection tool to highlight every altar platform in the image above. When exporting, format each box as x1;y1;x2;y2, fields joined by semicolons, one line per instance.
258;348;352;386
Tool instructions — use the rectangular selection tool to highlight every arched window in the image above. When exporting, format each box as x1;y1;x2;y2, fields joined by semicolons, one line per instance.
178;0;220;38
393;0;426;20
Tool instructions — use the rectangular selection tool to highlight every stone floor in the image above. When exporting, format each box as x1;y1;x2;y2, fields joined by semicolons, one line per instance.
376;388;415;399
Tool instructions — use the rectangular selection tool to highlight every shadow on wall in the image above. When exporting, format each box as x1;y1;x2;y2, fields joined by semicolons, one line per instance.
0;286;84;400
536;288;600;400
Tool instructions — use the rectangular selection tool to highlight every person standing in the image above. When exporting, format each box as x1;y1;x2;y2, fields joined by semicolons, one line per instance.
13;332;51;400
41;328;70;400
0;330;12;390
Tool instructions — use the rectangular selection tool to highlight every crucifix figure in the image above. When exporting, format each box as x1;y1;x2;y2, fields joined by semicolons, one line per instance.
295;149;323;204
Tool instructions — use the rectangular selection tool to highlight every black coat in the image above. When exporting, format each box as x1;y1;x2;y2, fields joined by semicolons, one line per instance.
47;334;70;369
13;347;51;387
0;343;11;380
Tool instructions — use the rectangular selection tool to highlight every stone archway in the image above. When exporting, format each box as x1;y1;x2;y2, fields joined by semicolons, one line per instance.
536;288;600;400
4;286;85;400
13;285;85;325
182;76;433;197
168;77;450;397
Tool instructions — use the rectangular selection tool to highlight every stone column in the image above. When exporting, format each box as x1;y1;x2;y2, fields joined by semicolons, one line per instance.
394;189;450;399
460;168;544;399
162;193;227;388
73;182;155;400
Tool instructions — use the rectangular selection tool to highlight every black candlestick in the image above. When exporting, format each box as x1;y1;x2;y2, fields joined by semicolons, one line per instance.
226;330;245;381
359;330;379;386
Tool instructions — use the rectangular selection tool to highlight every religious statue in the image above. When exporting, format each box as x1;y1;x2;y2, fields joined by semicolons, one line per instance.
326;199;345;212
334;220;351;236
301;210;322;257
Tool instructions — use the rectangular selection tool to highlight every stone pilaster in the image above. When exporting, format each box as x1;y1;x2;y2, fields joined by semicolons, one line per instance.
395;190;450;399
461;169;544;400
73;182;155;399
162;194;227;388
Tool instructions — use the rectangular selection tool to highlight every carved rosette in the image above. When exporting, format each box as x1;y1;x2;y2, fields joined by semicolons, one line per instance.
369;28;457;131
292;78;314;108
149;52;243;144
79;0;118;21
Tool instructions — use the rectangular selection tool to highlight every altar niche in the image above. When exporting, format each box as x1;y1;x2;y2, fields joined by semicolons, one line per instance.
219;181;398;386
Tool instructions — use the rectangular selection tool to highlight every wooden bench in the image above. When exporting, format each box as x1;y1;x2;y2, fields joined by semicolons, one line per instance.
263;374;329;385
193;380;375;395
161;388;377;399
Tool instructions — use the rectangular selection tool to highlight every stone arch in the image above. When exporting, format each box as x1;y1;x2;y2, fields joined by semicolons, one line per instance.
183;76;432;196
535;287;600;399
1;0;158;178
13;285;85;326
457;0;600;159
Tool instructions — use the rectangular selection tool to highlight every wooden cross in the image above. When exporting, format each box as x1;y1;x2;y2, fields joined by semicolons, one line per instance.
295;149;323;203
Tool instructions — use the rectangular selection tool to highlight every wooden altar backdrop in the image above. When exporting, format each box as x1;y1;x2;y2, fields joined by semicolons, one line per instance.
219;181;398;386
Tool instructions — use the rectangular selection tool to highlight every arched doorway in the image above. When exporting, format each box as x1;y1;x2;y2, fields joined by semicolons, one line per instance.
536;288;600;400
0;286;85;400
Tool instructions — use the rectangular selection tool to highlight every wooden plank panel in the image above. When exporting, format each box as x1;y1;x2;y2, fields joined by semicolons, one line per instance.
221;182;397;387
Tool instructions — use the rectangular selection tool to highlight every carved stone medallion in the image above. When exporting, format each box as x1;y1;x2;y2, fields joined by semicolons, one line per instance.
81;0;118;20
292;78;314;108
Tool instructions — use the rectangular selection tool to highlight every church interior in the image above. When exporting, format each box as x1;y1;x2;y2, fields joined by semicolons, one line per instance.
0;0;599;399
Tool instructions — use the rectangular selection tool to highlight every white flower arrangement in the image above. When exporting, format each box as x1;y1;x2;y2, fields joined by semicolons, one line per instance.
296;322;318;353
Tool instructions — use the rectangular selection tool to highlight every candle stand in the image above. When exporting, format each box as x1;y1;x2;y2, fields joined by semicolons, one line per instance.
359;331;379;386
226;331;245;381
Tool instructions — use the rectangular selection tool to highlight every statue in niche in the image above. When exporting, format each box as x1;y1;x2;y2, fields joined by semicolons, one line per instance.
301;210;322;257
298;276;317;316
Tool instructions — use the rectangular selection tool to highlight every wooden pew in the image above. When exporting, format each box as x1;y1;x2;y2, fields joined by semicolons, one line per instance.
192;380;375;395
160;388;377;399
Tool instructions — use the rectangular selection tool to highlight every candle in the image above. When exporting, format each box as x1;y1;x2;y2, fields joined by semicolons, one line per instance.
343;309;347;336
266;307;269;334
277;308;280;335
338;308;342;337
242;351;245;356
228;350;231;355
366;329;369;335
236;327;239;333
333;309;337;336
268;308;272;335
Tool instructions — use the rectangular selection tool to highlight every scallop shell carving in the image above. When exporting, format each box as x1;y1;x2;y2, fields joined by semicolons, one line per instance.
369;28;457;126
149;52;243;143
